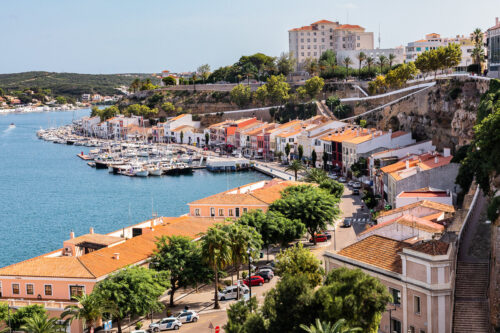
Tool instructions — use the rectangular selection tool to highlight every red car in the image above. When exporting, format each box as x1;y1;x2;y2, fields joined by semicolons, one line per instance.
309;234;328;243
243;275;265;286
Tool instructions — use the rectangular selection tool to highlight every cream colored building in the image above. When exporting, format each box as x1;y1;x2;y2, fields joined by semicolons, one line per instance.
289;20;374;67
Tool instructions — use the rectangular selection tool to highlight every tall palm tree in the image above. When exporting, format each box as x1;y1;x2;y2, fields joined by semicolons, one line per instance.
61;294;109;333
471;28;485;72
201;224;232;309
365;57;375;77
285;159;304;181
21;313;61;333
471;28;484;47
303;168;328;184
300;318;362;333
388;53;396;68
377;55;387;74
343;57;353;78
356;52;366;73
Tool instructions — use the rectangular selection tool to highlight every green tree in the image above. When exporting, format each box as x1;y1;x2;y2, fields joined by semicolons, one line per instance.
55;96;67;105
265;74;290;105
322;151;328;170
20;313;61;333
298;145;304;161
365;57;375;77
222;223;263;299
270;185;340;245
304;168;328;184
356;52;366;72
161;102;176;115
277;52;296;76
162;76;176;86
224;297;259;333
200;224;232;309
313;268;392;333
10;305;47;331
61;294;111;333
255;85;268;105
359;119;367;128
300;318;362;333
296;86;308;101
343;57;353;77
377;55;387;74
230;84;252;108
205;132;210;146
440;43;462;73
311;149;317;168
93;266;170;333
275;243;324;287
286;160;304;181
197;64;211;83
304;76;325;100
285;143;291;161
129;78;141;93
388;53;396;68
0;302;7;325
180;131;184;144
150;235;211;307
471;28;485;72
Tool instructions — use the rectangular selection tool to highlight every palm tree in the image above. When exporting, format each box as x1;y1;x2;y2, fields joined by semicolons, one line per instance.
201;224;232;309
300;318;362;333
471;28;485;72
377;55;387;74
388;53;396;68
471;28;484;47
285;159;304;181
356;52;366;73
21;313;61;333
303;168;328;184
61;294;109;333
343;57;353;78
365;57;375;77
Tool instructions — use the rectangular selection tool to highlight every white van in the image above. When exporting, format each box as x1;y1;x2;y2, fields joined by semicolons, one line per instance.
218;284;249;301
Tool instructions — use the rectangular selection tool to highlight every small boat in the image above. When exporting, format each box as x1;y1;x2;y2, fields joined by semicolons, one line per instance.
9;123;15;129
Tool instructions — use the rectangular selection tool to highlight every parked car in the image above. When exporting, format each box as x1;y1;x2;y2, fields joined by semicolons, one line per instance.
309;234;328;243
243;275;265;286
321;231;332;239
338;177;347;183
352;182;362;189
347;180;354;187
353;189;360;195
258;265;275;272
256;270;274;282
342;218;352;228
175;310;199;323
218;284;249;301
149;318;182;331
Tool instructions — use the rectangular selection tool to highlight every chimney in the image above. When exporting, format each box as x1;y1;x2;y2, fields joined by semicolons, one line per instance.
443;148;450;157
70;231;75;239
113;253;120;260
237;186;241;194
406;160;410;169
89;227;94;234
435;156;439;164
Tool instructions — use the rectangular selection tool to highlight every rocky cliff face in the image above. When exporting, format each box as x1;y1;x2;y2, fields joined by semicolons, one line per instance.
364;78;490;151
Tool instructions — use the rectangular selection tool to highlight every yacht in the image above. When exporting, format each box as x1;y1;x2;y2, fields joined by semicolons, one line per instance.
9;123;15;129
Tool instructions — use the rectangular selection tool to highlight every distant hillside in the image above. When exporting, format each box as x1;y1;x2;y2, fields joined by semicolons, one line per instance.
0;71;160;99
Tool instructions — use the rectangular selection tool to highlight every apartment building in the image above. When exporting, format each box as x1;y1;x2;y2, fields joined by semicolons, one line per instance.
296;120;346;164
406;33;477;71
289;20;374;67
324;236;454;333
163;114;200;143
487;17;500;78
376;200;455;225
395;188;453;208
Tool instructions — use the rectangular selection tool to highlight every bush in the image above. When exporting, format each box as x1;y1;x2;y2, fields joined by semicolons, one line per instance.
135;322;143;330
224;279;232;286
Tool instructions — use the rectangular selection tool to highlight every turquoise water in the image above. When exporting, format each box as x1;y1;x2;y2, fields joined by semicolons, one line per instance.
0;109;270;267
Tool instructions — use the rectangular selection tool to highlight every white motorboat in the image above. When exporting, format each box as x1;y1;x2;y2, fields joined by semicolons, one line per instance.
9;123;16;129
147;165;162;176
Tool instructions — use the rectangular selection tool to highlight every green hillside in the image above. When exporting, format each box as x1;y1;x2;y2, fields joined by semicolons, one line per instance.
0;71;160;99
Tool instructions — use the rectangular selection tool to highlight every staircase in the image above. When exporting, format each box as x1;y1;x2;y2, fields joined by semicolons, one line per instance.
453;262;490;332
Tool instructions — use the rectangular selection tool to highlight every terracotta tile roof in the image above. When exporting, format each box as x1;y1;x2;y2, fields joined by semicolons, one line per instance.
289;26;313;32
420;212;443;222
408;240;449;255
64;234;123;246
335;24;364;30
418;155;453;170
360;214;445;236
311;20;336;25
338;235;409;273
170;114;188;122
320;127;365;143
172;125;196;132
391;131;407;139
398;190;449;198
0;257;95;279
344;130;385;145
378;200;455;218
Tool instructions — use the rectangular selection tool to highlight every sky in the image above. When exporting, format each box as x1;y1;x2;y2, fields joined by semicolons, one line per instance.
1;0;499;74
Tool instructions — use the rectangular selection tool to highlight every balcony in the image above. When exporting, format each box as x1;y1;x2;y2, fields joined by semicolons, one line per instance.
2;298;78;310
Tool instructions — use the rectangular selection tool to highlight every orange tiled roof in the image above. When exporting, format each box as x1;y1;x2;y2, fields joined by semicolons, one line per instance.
408;240;449;255
170;114;188;122
320;127;366;143
64;234;123;246
391;131;407;138
335;24;364;30
289;26;313;32
172;125;196;132
311;20;336;25
338;235;409;273
360;214;445;236
378;200;455;218
398;190;449;198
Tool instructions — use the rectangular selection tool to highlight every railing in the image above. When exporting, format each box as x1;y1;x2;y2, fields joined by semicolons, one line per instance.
4;298;77;310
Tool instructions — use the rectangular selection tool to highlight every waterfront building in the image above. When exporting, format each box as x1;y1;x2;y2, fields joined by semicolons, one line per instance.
324;236;454;333
377;150;459;207
163;114;200;143
205;118;258;147
405;33;477;71
288;20;374;68
246;123;277;159
320;126;367;173
487;17;500;78
188;179;300;218
171;125;204;145
235;121;264;153
0;216;224;333
295;120;346;165
395;188;453;208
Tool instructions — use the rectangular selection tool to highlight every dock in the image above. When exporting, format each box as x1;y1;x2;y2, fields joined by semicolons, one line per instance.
77;153;93;160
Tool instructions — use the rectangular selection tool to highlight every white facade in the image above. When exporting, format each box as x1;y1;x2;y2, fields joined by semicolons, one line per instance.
395;190;453;208
163;114;200;142
487;17;500;78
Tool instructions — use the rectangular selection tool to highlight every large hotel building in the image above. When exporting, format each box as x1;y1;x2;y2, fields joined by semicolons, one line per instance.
288;20;374;67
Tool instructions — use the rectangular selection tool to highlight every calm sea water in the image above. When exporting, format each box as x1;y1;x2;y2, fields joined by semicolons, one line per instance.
0;109;270;267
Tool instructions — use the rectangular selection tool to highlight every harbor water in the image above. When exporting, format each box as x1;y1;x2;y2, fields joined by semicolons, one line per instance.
0;109;270;267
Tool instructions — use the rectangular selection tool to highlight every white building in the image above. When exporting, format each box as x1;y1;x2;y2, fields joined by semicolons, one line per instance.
163;114;200;143
395;188;453;208
487;17;500;78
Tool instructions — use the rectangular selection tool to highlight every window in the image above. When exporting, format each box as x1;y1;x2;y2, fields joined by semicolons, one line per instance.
194;209;200;216
12;283;19;295
26;284;34;295
210;207;215;217
243;208;248;213
408;326;415;333
322;38;325;42
44;285;52;296
414;295;421;314
70;285;84;298
390;288;401;305
235;208;240;217
357;43;360;47
313;38;316;42
229;209;233;217
218;208;224;216
390;319;402;333
419;330;426;333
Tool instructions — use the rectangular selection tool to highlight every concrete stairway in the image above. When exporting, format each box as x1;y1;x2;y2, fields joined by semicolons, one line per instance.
453;262;490;332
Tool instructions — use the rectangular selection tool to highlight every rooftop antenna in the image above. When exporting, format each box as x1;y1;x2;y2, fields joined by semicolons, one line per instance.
378;24;381;49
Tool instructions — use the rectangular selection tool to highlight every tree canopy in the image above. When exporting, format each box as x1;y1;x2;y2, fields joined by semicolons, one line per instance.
230;84;252;108
304;76;325;100
275;243;324;287
10;305;47;331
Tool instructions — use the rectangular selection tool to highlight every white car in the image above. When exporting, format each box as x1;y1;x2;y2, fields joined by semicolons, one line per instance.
149;317;182;331
176;310;199;323
352;182;362;189
218;284;249;301
338;177;347;183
